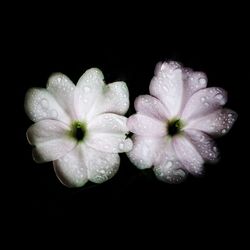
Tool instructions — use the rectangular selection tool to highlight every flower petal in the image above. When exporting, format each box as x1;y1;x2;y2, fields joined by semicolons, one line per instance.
134;95;170;121
53;144;88;188
74;68;105;120
88;113;128;134
86;133;133;153
182;69;207;105
149;61;184;117
186;109;238;136
127;135;162;169
173;135;204;175
185;129;219;162
85;146;120;184
24;88;71;124
47;73;76;119
86;113;132;153
153;139;186;183
90;81;129;117
27;119;70;145
181;87;227;121
127;114;167;137
27;120;76;163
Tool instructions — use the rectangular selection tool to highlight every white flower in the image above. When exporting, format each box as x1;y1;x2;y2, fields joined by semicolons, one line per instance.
127;61;237;183
25;68;132;187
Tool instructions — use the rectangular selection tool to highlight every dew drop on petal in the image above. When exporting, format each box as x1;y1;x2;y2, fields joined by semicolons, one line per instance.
119;142;124;150
166;161;173;168
199;77;207;85
200;97;205;103
84;86;90;93
50;109;58;118
222;129;227;134
40;98;49;109
213;146;217;152
204;102;209;107
58;77;62;83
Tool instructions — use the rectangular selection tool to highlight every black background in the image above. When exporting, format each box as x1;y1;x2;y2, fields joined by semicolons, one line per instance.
5;3;248;240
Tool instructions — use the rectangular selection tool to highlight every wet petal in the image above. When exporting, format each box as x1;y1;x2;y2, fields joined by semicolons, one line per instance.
185;129;219;162
181;87;227;121
134;95;170;121
74;68;105;120
86;133;133;153
149;61;184;117
173;135;204;175
27;119;70;145
27;120;76;163
127;135;162;169
88;113;128;134
47;73;76;119
24;88;71;124
53;144;88;188
182;69;207;105
127;114;167;137
186;109;238;136
153;139;186;183
85;146;120;184
91;81;129;117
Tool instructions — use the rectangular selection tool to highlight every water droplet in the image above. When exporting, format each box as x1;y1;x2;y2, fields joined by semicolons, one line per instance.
200;135;205;142
40;98;49;109
228;113;232;117
222;129;227;134
216;94;223;100
200;97;205;102
58;77;62;82
119;142;124;150
100;170;105;174
50;109;58;118
84;86;90;93
166;161;173;168
199;77;207;85
204;102;209;107
213;146;217;152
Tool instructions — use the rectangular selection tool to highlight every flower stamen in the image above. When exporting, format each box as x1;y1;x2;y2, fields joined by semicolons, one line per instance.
69;121;86;142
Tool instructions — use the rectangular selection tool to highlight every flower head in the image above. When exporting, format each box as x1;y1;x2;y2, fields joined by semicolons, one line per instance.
25;68;132;187
127;61;237;183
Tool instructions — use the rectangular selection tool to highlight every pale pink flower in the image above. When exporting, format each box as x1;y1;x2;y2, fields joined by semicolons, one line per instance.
127;61;237;183
25;68;132;187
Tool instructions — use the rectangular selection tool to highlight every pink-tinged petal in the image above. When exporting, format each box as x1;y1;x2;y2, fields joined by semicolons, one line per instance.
53;144;88;188
86;133;133;153
88;113;128;134
27;120;76;163
186;109;238;136
134;95;170;121
24;88;71;124
84;146;120;184
181;87;227;121
185;129;219;162
153;139;186;183
182;69;207;105
173;135;204;175
127;114;167;137
90;81;129;117
149;61;184;117
127;135;162;169
47;73;77;119
74;68;105;120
